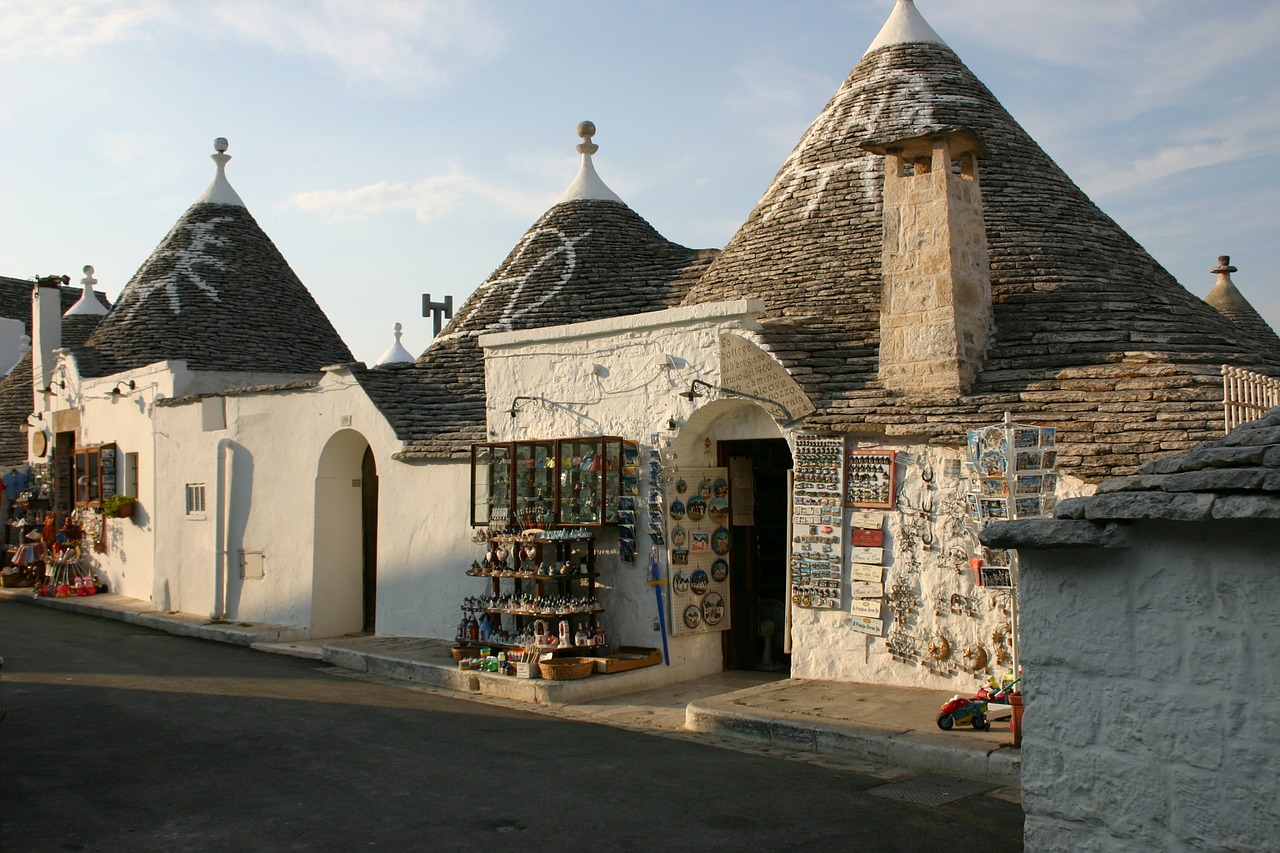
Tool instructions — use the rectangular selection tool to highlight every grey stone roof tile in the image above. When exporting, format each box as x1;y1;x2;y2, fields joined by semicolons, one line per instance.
78;203;352;377
367;200;716;458
983;406;1280;547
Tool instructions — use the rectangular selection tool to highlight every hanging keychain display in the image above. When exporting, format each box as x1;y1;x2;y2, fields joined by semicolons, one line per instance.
790;434;845;609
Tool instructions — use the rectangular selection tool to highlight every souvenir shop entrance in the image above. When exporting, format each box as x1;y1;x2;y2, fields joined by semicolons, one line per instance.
718;438;792;671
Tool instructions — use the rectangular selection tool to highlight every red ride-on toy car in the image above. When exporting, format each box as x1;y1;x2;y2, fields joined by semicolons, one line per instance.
936;678;1020;732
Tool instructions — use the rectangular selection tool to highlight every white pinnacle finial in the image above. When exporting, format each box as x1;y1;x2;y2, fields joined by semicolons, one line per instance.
555;120;623;204
864;0;949;56
374;321;415;366
576;121;598;155
66;263;108;316
195;136;246;207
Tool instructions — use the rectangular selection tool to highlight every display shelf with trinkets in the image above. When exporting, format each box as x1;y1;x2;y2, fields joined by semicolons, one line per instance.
845;448;897;509
455;528;606;655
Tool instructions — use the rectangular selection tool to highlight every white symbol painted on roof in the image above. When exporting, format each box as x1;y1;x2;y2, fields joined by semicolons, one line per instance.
125;217;230;317
440;227;590;338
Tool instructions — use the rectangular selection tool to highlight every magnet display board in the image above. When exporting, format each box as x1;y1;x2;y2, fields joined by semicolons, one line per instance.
790;435;844;609
666;467;732;635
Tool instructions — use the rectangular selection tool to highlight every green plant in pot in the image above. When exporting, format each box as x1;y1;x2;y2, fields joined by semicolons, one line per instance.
101;494;136;518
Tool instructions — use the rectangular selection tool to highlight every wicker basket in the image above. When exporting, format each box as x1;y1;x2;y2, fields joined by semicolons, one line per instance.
538;657;594;681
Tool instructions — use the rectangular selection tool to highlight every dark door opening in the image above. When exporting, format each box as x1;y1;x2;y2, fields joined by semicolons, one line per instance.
361;446;379;633
719;438;792;671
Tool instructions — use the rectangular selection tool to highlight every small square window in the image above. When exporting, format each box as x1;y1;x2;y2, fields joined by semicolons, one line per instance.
185;483;207;515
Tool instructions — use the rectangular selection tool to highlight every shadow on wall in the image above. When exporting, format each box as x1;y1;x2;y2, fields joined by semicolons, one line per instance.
217;439;254;621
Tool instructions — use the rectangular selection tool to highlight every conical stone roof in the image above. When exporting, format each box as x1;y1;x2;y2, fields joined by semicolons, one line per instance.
371;189;716;458
80;142;351;378
684;26;1280;481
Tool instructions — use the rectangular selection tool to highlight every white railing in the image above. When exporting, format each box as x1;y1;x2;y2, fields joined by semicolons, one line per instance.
1222;365;1280;432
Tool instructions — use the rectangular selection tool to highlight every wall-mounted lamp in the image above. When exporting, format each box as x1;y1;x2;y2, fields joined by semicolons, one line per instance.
26;412;43;425
675;378;800;424
508;395;540;419
41;380;65;395
110;380;136;398
677;379;714;400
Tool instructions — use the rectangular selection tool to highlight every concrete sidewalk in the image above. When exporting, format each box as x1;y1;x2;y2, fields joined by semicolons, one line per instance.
0;588;1021;791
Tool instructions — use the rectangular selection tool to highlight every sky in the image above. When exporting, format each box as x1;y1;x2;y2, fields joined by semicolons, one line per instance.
3;0;1278;367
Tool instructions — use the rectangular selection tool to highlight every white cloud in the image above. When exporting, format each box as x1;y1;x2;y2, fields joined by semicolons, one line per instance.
0;0;164;59
287;166;549;223
196;0;506;92
1;0;506;92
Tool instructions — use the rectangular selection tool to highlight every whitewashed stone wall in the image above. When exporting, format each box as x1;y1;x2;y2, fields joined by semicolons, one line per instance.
151;369;477;640
481;300;771;680
791;440;1090;691
1016;519;1279;852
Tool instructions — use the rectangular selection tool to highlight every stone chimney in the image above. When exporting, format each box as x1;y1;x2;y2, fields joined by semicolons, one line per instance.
868;131;993;396
31;274;67;401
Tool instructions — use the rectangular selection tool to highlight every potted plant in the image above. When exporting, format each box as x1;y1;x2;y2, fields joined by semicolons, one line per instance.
101;494;136;519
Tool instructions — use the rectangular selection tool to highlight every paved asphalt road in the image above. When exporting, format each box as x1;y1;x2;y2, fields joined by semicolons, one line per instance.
0;604;1023;852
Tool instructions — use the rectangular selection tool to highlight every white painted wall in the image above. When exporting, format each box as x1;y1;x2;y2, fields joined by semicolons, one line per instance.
1016;519;1279;852
149;367;480;639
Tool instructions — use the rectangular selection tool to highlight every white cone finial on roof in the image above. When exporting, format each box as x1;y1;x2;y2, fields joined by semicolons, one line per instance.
374;322;415;366
195;136;247;207
555;120;624;204
864;0;948;56
65;264;108;316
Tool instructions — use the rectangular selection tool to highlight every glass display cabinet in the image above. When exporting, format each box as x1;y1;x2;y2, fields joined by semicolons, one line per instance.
470;436;630;528
513;441;556;528
470;443;513;527
555;437;624;526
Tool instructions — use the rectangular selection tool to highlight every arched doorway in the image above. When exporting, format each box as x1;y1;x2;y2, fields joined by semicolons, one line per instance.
674;401;793;671
312;430;378;638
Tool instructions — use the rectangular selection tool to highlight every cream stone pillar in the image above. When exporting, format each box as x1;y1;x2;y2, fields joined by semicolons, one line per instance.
874;132;992;396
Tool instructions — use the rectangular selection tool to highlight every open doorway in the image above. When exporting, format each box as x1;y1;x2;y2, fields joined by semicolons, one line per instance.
719;438;792;671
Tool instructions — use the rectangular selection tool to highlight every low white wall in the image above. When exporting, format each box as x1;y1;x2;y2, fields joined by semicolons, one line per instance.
1017;519;1279;852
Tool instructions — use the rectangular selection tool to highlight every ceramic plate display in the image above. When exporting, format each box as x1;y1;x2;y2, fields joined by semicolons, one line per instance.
699;479;713;499
711;559;728;582
671;526;688;548
702;592;725;625
675;478;688;494
690;569;709;596
713;478;728;498
669;500;685;520
686;496;706;521
708;498;729;525
683;605;702;629
711;527;731;555
673;572;690;595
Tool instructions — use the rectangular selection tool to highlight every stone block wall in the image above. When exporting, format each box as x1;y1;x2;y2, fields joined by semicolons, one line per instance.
1016;518;1280;851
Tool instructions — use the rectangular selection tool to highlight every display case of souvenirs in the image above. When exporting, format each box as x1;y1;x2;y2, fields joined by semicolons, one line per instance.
513;441;556;528
470;437;632;528
470;443;513;528
554;437;624;526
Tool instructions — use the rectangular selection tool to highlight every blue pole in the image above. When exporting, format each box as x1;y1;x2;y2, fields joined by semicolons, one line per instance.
649;545;670;665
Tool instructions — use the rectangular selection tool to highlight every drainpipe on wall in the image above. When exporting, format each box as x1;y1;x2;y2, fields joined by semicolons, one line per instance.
211;437;233;620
